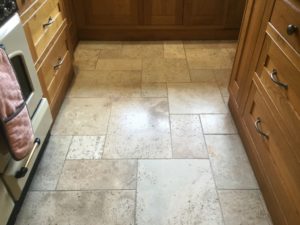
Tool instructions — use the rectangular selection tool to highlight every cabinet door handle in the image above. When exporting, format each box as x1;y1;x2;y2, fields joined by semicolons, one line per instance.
254;118;269;139
43;17;55;29
53;57;64;70
287;24;298;35
270;69;288;89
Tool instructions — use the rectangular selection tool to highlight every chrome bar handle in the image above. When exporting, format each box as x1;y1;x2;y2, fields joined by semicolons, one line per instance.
270;69;288;89
15;138;41;179
43;17;55;29
254;118;269;139
53;57;64;70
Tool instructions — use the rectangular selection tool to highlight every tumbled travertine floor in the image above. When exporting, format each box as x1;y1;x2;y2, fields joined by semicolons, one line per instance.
16;41;273;225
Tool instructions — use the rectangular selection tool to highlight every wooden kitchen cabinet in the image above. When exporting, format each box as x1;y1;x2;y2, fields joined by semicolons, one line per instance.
229;0;300;224
17;0;74;118
144;0;183;25
183;0;245;27
73;0;246;40
74;0;141;26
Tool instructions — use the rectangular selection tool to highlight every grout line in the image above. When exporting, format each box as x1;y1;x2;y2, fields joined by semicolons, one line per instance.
54;136;74;191
29;189;137;193
101;101;113;159
202;131;227;225
134;160;139;225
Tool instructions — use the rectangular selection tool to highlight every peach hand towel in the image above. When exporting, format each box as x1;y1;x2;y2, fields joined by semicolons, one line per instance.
0;48;34;160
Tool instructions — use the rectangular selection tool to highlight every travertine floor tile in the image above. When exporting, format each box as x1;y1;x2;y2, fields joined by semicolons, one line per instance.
57;160;137;190
103;98;172;159
66;136;105;160
74;49;100;70
205;135;258;189
122;41;164;58
183;40;237;49
164;41;186;59
51;98;111;136
190;69;216;82
186;48;233;69
200;114;237;134
96;58;142;70
214;69;232;97
219;190;271;225
15;190;135;225
30;136;72;191
168;83;227;114
69;71;142;98
141;83;167;97
170;115;208;158
142;58;190;82
136;160;223;225
77;41;122;50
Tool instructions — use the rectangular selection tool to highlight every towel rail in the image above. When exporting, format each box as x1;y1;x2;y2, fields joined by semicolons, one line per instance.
15;138;41;179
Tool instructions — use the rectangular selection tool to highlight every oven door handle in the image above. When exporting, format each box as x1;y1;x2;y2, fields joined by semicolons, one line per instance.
15;138;41;179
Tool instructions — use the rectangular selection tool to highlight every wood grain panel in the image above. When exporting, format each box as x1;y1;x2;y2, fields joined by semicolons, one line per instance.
83;0;140;25
144;0;183;25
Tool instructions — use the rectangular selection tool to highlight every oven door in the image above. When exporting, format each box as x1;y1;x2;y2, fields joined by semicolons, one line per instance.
0;14;43;118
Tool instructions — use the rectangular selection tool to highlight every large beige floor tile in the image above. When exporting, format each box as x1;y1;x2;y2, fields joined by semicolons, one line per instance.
66;136;105;160
30;136;72;191
141;83;167;97
168;83;227;114
122;41;164;58
214;69;232;97
205;135;258;189
51;98;111;136
103;98;172;159
200;114;237;134
136;160;223;225
219;190;271;225
142;58;190;82
190;69;216;82
186;48;233;69
96;58;142;70
77;41;122;50
15;190;135;225
57;160;137;190
183;40;237;49
170;115;207;158
164;41;186;59
69;70;141;98
74;49;100;70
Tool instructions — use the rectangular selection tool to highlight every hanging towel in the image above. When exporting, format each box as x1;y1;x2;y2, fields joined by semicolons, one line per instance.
0;47;34;161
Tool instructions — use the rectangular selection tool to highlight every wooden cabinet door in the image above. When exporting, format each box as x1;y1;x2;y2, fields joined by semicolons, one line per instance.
183;0;226;25
144;0;184;25
183;0;245;27
75;0;140;26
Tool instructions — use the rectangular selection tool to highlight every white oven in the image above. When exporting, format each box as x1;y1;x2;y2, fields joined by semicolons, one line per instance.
0;13;42;117
0;12;53;203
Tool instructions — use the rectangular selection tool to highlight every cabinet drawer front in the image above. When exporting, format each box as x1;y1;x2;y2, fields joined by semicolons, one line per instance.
270;0;300;53
38;28;71;105
256;35;300;160
27;0;64;58
244;83;300;225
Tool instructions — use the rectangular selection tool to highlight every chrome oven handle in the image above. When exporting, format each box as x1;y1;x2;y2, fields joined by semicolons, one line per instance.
15;138;41;179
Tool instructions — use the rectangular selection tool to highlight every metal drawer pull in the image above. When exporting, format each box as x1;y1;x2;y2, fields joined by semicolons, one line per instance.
15;138;41;179
43;17;55;28
270;69;288;89
53;57;64;70
254;118;269;139
287;24;298;35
